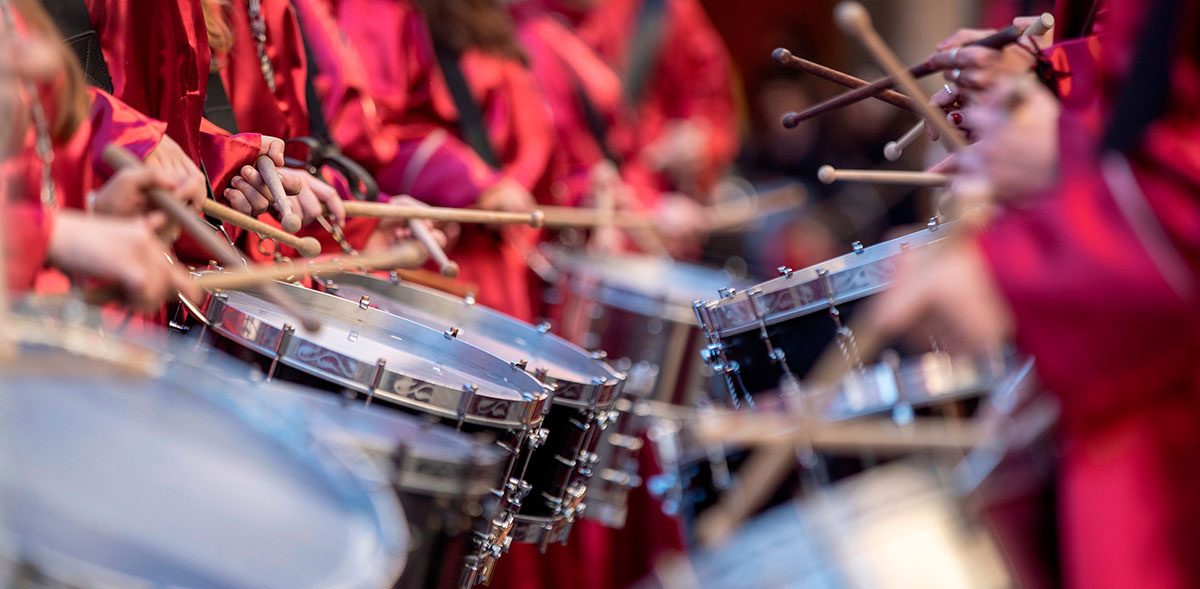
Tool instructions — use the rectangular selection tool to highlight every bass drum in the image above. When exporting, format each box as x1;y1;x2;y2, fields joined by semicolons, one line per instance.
543;249;750;528
0;307;407;588
321;273;624;548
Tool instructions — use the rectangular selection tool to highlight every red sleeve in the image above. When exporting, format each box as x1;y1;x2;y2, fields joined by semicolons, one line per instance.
86;88;168;173
198;125;263;195
3;203;55;293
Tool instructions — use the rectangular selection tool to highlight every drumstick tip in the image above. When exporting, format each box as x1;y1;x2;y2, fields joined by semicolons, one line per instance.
280;214;303;234
835;1;870;33
296;236;323;258
771;47;791;65
883;142;902;161
817;165;837;184
781;112;801;128
441;261;461;279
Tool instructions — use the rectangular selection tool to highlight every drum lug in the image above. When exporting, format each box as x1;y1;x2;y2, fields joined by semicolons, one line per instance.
927;216;941;231
777;265;794;278
510;359;529;371
463;292;476;305
852;241;864;254
527;427;549;449
717;287;736;299
267;323;295;381
536;320;552;334
366;358;386;407
576;451;599;477
589;350;608;362
458;384;478;429
357;295;371;309
444;327;460;340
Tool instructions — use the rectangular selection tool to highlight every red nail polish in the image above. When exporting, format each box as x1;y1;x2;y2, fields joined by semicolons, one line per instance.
951;112;963;125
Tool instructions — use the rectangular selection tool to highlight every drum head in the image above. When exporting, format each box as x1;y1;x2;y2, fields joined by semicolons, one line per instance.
0;353;407;588
327;274;622;409
547;248;746;323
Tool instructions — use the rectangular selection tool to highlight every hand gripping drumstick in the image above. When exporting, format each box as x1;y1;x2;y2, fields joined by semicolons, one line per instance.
837;2;967;152
783;24;1025;127
341;200;545;227
102;145;322;332
200;199;322;258
880;13;1054;161
406;219;459;278
255;155;303;233
772;49;920;120
818;165;950;187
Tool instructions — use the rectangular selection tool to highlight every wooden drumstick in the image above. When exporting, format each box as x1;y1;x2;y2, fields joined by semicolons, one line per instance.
406;219;459;278
1024;12;1055;37
102;145;321;332
883;121;926;161
342;200;546;228
539;206;657;229
818;165;949;187
195;242;426;290
784;23;1023;127
255;155;302;233
836;2;967;151
200;199;322;258
772;48;919;120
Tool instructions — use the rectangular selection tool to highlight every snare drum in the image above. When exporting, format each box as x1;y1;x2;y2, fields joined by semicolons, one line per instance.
0;312;407;588
195;281;551;583
322;273;625;547
695;222;950;401
255;382;511;589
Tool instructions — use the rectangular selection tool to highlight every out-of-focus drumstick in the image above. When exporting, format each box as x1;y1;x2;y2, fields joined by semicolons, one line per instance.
884;121;926;161
342;200;545;228
785;24;1023;127
407;219;459;278
201;199;322;258
818;165;949;187
1024;12;1055;37
772;48;919;118
836;2;968;151
255;155;302;233
102;145;322;332
540;206;656;229
195;243;426;290
392;268;478;298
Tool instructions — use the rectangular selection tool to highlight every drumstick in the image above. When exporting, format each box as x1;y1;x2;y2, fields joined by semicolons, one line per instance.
1024;12;1055;37
391;268;478;298
255;155;303;233
102;145;322;332
771;49;919;121
817;165;949;187
784;24;1023;127
201;199;322;258
836;2;967;152
540;206;657;229
195;243;426;290
342;200;546;227
407;219;459;278
883;121;926;161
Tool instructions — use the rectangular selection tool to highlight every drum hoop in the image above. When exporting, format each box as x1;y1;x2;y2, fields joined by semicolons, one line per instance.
698;225;950;337
202;292;550;430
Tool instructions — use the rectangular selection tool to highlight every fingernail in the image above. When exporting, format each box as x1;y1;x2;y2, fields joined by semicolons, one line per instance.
950;112;963;125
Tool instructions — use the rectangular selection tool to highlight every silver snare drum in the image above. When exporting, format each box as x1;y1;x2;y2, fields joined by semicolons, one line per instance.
323;273;625;547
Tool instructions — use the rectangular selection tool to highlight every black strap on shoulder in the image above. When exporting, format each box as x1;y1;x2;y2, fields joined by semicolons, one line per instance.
432;42;502;169
623;0;666;104
571;77;622;166
203;70;240;134
292;13;332;145
1101;0;1178;153
39;0;114;93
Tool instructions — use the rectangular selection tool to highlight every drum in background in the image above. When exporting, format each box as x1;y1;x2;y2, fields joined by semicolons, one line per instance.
544;249;751;528
635;461;1011;589
254;382;511;589
694;221;950;402
321;273;625;548
0;312;407;588
194;281;551;584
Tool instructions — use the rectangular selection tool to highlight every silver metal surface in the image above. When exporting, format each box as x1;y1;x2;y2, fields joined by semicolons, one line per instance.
697;224;949;338
201;281;551;429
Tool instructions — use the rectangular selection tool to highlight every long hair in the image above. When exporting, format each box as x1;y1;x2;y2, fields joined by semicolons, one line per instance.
414;0;526;63
201;0;232;70
12;0;88;143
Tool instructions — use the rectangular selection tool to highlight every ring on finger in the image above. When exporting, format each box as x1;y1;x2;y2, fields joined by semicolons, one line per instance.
948;47;960;68
949;68;961;82
944;83;954;96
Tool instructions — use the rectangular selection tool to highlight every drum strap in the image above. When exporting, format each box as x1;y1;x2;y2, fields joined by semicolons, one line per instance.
38;0;113;92
623;0;667;105
431;40;502;170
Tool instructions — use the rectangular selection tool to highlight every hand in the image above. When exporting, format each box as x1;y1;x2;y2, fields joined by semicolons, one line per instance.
222;140;303;218
47;211;201;311
278;167;346;227
143;135;206;213
934;77;1060;207
477;178;536;213
362;195;450;252
655;193;708;259
865;238;1013;356
90;165;178;218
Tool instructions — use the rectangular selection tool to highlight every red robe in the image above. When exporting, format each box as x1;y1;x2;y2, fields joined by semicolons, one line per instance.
547;0;738;195
977;1;1200;586
330;0;557;320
